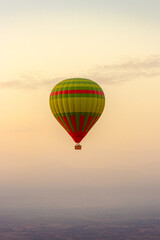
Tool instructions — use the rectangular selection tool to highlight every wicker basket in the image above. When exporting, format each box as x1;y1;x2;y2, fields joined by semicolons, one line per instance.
75;144;82;150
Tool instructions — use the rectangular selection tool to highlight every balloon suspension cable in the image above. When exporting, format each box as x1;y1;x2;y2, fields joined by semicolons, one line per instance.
75;143;82;150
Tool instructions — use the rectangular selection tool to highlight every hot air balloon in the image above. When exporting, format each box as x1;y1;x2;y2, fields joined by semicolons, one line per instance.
49;78;105;149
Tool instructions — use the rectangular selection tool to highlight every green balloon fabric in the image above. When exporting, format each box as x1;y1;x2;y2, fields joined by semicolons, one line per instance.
49;78;105;143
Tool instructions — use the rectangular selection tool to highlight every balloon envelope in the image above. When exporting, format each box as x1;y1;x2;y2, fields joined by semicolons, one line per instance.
49;78;105;144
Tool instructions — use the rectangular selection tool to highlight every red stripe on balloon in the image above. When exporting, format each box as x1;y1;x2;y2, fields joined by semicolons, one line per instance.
79;115;85;132
83;116;93;133
50;90;104;96
62;116;72;133
87;116;99;132
71;135;85;143
70;115;77;132
57;117;68;132
69;115;87;143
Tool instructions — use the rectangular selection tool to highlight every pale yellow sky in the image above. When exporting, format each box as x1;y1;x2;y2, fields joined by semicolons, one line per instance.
1;77;160;209
0;0;160;210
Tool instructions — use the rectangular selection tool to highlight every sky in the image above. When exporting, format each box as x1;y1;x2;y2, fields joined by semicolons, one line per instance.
0;0;160;211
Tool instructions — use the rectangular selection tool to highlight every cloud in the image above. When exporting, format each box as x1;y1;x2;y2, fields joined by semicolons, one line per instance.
0;72;63;90
0;56;160;89
0;73;55;90
86;55;160;84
